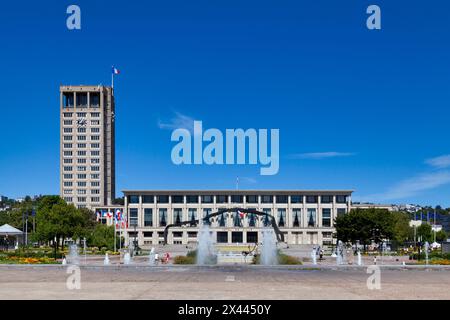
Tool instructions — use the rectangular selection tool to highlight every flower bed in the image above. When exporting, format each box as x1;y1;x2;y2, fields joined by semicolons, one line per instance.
0;255;59;264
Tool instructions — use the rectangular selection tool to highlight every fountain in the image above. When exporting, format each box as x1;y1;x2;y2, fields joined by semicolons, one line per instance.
310;247;317;265
67;244;80;265
336;240;344;265
123;251;131;265
357;250;362;266
149;247;156;266
260;228;278;265
62;258;67;265
424;241;430;265
103;253;110;265
197;225;216;265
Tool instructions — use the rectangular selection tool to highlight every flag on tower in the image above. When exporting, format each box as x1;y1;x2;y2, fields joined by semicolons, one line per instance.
112;66;120;75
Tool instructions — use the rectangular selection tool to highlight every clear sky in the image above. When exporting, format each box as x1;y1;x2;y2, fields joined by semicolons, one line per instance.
0;0;449;206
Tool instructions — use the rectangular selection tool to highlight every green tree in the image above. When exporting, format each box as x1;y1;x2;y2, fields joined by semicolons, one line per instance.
417;223;433;243
87;224;115;250
435;230;447;242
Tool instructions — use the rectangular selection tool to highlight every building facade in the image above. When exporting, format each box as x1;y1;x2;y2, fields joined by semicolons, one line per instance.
123;190;352;247
60;85;116;208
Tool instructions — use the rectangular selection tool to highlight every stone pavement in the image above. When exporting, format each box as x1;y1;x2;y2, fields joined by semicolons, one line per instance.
0;265;449;300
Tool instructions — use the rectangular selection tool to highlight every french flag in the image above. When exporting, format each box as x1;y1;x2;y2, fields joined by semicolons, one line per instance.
112;66;120;75
238;210;245;218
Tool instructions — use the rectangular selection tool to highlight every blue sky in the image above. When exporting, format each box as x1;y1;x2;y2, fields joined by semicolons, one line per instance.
0;0;450;206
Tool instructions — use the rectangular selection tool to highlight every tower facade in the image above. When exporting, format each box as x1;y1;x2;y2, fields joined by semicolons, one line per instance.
60;85;116;208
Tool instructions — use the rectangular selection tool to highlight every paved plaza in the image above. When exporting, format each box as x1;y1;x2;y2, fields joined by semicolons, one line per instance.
1;265;449;300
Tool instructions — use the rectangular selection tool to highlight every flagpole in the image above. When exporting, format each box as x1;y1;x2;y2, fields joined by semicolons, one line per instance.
111;72;114;89
114;214;117;253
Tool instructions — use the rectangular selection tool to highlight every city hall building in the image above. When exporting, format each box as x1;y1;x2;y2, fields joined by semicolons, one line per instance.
122;190;352;247
59;84;353;247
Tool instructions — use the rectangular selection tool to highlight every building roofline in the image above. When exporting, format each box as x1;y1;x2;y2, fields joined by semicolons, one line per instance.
122;189;354;194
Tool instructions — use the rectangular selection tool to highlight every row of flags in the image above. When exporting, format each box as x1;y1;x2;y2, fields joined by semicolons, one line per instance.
96;209;128;228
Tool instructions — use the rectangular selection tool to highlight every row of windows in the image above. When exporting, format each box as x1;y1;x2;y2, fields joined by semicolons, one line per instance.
63;150;101;156
62;143;100;149
128;194;348;204
62;112;101;118
63;166;101;172
63;135;100;141
62;174;100;179
62;92;101;108
63;158;101;164
63;197;101;203
63;181;100;187
63;127;101;133
63;189;101;195
128;207;346;228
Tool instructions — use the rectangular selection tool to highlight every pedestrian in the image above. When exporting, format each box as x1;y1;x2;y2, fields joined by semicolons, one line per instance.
319;249;324;260
373;256;377;265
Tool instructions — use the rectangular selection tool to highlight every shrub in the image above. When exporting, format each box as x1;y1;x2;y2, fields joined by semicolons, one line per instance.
173;255;196;264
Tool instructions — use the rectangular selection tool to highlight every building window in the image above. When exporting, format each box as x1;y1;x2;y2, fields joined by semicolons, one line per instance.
91;143;100;148
201;195;213;204
231;195;243;203
77;197;86;202
91;166;100;171
91;120;100;125
64;197;73;202
186;195;199;204
63;92;74;108
91;189;100;195
91;158;100;164
142;195;154;204
77;166;86;171
292;209;301;227
77;127;86;133
63;128;72;133
63;174;72;179
248;212;257;227
63;143;72;149
91;112;100;117
90;174;99;179
63;112;73;118
246;195;258;203
278;209;286;227
173;208;183;224
77;158;86;164
306;195;318;204
144;208;153;227
91;181;100;187
90;92;100;107
217;232;228;243
276;195;288;204
76;92;88;107
157;195;169;204
129;208;138;227
188;209;197;225
322;208;331;227
336;195;347;203
261;195;273;203
128;195;139;204
307;209;317;227
63;182;72;187
232;211;242;227
321;195;333;203
172;195;184;204
218;211;226;227
232;232;243;243
337;208;346;217
77;112;87;118
63;159;72;164
159;209;167;227
77;143;86;148
91;135;100;141
77;189;86;195
291;195;303;204
63;166;72;171
91;150;100;156
77;182;87;187
203;208;212;225
63;136;72;141
91;127;100;133
91;197;100;202
216;195;228;204
263;208;271;227
63;120;72;125
78;151;86;156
